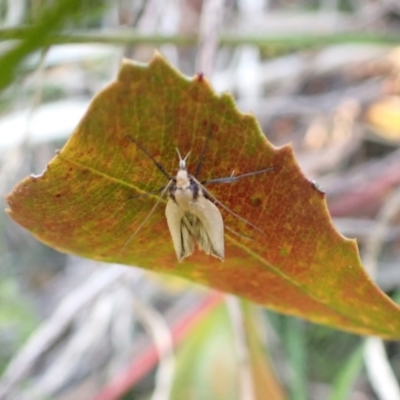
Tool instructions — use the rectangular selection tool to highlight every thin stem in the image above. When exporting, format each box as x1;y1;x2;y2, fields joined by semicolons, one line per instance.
1;27;400;48
196;0;226;76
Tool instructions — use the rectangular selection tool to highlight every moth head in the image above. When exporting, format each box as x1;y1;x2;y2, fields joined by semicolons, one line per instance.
175;148;190;170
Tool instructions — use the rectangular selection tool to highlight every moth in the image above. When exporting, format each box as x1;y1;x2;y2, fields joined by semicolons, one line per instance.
122;135;274;262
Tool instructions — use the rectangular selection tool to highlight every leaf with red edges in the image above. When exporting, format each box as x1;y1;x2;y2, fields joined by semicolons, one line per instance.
6;52;400;338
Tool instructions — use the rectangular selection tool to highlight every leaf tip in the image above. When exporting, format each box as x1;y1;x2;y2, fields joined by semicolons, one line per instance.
195;72;204;81
151;49;166;62
193;72;210;86
309;179;326;197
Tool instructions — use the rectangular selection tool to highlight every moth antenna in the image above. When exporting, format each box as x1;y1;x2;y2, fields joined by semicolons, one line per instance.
192;176;265;235
175;148;190;170
128;185;165;200
203;166;275;185
119;181;172;256
127;135;172;179
195;128;213;178
225;225;254;241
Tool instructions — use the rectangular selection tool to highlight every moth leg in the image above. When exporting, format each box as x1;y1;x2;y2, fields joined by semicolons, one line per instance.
127;135;172;179
194;128;214;179
202;166;275;185
225;225;254;241
128;185;165;200
191;176;265;235
119;181;172;256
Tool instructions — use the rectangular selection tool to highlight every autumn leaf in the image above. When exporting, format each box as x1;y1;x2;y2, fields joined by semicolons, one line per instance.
6;51;400;338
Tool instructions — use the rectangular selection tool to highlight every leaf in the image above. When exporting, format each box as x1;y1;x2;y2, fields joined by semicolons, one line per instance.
6;51;400;338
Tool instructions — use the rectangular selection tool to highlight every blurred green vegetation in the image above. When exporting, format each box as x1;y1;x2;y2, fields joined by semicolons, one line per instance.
0;278;38;375
0;0;108;92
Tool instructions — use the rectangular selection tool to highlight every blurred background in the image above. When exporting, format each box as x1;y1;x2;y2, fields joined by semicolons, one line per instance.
1;0;400;399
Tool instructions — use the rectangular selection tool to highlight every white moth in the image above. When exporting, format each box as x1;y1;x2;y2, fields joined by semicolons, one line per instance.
121;136;274;262
165;149;224;261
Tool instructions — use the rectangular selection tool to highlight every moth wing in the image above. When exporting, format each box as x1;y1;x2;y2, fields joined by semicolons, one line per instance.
180;215;195;259
165;199;194;261
190;195;224;260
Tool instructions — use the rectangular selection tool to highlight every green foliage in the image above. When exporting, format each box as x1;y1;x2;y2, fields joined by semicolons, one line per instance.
0;279;38;375
0;0;109;92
